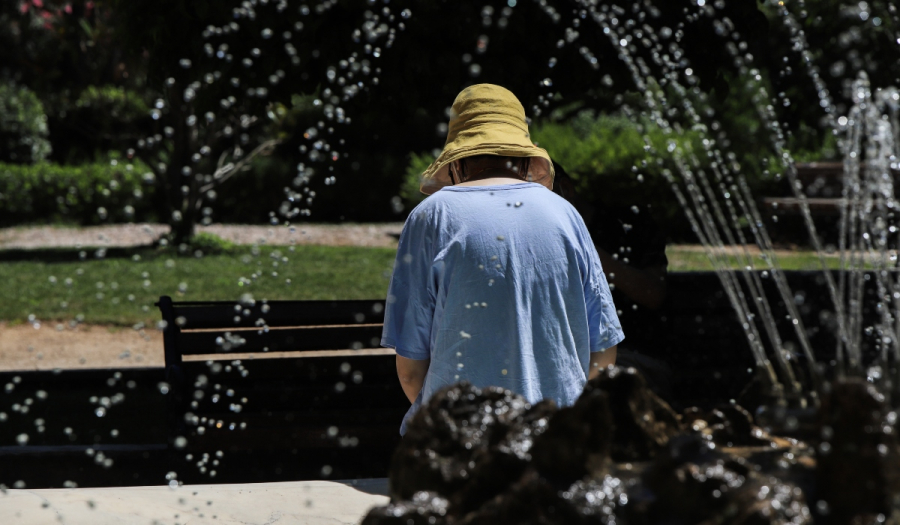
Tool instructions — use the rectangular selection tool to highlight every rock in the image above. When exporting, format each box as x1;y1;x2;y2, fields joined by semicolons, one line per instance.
456;470;584;525
587;366;682;461
816;378;900;522
388;382;556;514
682;404;772;447
530;380;613;485
361;491;449;525
560;474;627;525
625;434;811;525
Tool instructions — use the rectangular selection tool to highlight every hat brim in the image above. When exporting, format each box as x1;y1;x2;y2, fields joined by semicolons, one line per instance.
420;146;555;195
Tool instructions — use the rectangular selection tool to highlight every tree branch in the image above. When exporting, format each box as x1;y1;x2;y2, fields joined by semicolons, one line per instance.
198;138;281;194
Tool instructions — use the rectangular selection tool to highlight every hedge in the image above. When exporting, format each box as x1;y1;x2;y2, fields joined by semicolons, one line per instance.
0;157;158;226
0;81;52;164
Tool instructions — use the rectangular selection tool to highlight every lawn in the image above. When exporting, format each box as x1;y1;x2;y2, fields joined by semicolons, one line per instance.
0;244;397;327
0;243;856;326
664;246;852;272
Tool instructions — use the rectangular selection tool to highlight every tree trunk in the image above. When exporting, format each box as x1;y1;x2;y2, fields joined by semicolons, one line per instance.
163;104;197;247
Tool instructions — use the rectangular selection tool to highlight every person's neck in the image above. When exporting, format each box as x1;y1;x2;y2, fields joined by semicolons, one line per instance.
455;169;526;187
455;177;525;187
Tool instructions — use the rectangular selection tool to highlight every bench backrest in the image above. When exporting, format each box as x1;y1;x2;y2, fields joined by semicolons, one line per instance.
156;296;387;368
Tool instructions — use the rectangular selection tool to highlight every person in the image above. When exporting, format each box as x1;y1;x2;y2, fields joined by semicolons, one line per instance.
552;162;673;401
380;84;624;435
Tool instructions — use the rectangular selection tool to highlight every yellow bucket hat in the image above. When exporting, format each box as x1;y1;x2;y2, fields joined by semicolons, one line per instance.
420;84;555;195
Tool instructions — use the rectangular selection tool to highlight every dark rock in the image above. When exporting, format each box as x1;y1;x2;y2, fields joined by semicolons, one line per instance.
456;469;583;525
530;380;613;485
816;378;900;522
587;366;682;461
682;404;773;447
389;382;557;515
361;491;449;525
625;434;811;525
560;475;627;525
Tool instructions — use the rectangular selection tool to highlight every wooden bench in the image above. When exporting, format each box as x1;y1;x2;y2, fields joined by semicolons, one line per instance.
762;162;900;216
154;296;408;482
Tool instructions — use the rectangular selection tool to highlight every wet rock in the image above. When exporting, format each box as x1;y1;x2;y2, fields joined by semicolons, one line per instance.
389;382;556;514
560;474;627;525
683;404;773;447
626;434;811;525
530;379;613;485
816;378;900;522
361;491;449;525
454;469;580;525
587;366;682;461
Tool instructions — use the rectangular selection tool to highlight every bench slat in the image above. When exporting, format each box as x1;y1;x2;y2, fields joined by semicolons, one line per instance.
177;325;386;355
163;299;386;329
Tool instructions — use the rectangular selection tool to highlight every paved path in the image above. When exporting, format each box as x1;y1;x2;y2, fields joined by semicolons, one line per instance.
1;479;389;524
0;223;405;250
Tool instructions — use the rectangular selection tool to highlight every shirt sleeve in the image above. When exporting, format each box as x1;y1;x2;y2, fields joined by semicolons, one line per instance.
582;225;625;353
381;207;436;360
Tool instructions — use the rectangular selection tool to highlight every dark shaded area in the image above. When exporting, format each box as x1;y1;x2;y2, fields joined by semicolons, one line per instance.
0;355;407;488
1;270;894;493
815;378;900;523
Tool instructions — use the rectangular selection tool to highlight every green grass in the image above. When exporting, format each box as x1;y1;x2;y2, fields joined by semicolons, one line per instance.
0;245;397;326
0;243;863;326
666;246;860;272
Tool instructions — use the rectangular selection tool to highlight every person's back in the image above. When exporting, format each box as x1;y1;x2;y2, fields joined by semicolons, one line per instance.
383;181;622;433
381;84;622;434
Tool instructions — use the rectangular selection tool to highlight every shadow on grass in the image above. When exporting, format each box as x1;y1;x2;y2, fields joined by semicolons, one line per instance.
0;244;241;263
0;232;240;263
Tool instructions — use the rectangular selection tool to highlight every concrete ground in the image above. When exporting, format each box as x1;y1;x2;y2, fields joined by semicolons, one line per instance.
1;478;389;525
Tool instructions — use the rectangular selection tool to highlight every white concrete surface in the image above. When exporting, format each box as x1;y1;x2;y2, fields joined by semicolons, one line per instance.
0;478;389;524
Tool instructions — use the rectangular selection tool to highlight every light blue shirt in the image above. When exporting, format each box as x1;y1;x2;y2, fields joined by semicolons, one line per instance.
381;182;624;434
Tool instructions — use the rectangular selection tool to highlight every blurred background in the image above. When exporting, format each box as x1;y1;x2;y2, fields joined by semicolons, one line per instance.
5;0;889;237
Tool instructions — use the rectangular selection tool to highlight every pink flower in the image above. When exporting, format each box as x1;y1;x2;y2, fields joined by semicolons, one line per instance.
19;2;29;13
64;4;72;13
32;0;44;8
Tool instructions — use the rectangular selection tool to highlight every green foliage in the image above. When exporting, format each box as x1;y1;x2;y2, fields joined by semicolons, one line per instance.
531;111;700;235
74;85;149;122
186;232;236;254
0;155;156;225
0;80;51;164
399;151;435;210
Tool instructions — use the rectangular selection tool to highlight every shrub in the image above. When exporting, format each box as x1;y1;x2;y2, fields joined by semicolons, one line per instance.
530;111;711;241
399;151;435;210
0;154;157;225
187;232;236;254
0;81;51;164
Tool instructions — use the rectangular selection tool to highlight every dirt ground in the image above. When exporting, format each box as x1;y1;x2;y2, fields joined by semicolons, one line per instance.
0;322;163;371
0;223;404;372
